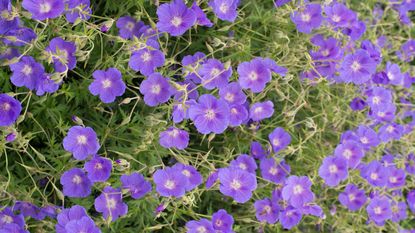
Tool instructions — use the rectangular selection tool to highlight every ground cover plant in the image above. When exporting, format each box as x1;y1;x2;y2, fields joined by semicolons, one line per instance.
1;0;415;232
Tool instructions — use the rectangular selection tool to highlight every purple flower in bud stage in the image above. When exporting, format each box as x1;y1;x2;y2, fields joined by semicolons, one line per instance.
159;127;189;150
5;132;17;142
366;86;392;109
355;125;379;149
0;0;19;35
386;167;406;189
198;58;232;90
94;186;128;222
129;47;165;76
378;123;404;142
361;161;388;187
318;155;348;187
62;126;100;160
0;207;24;228
9;56;44;91
366;196;392;226
205;170;219;189
189;94;230;134
250;141;269;160
334;141;364;169
191;2;213;27
229;154;257;173
116;16;142;39
324;3;356;27
212;209;234;232
3;27;37;46
60;168;92;198
209;0;239;22
172;163;203;191
84;155;112;183
254;198;279;224
350;97;366;111
22;0;64;21
385;62;404;86
338;184;367;211
156;0;196;37
64;216;101;233
185;219;214;233
279;206;302;230
219;82;246;105
249;101;274;121
139;73;172;106
290;4;322;34
218;167;257;203
65;0;91;23
229;104;248;127
46;37;77;72
368;103;396;122
282;176;314;208
237;58;271;93
391;201;407;222
120;172;152;199
405;153;415;175
339;49;377;84
0;94;22;127
268;127;291;153
260;158;290;184
89;68;126;103
56;205;88;233
407;190;415;213
153;167;187;198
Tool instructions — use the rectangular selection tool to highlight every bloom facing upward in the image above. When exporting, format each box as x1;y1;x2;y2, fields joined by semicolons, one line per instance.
64;216;101;233
339;49;377;84
156;0;196;36
279;206;302;230
84;155;112;183
56;205;88;233
334;141;364;169
282;176;314;208
254;198;279;224
212;209;234;232
153;167;187;198
260;158;290;184
159;127;189;150
218;167;257;203
249;101;274;121
366;196;392;226
219;82;247;105
191;2;213;27
65;0;91;24
185;219;215;233
198;58;232;90
324;3;356;28
139;73;172;106
9;56;45;91
22;0;64;20
250;141;269;160
229;154;257;173
94;186;128;222
172;163;203;191
129;47;165;76
0;207;24;228
385;62;404;86
237;58;271;93
268;127;291;153
62;126;100;160
89;68;126;103
366;86;392;109
228;104;248;127
338;184;367;211
116;16;142;39
386;167;406;189
60;168;92;198
0;0;19;35
354;125;380;149
46;37;77;73
291;4;322;34
120;172;152;199
361;160;388;187
318;155;348;187
209;0;239;22
0;94;22;127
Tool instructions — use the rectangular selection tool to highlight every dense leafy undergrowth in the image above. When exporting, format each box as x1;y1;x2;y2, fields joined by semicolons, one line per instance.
1;0;415;232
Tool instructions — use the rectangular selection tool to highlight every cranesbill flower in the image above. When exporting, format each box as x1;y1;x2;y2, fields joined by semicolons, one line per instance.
381;154;395;168
254;198;279;224
89;68;126;103
339;49;377;84
12;201;43;220
385;62;404;86
237;58;271;93
182;52;206;84
0;223;29;233
205;170;219;189
361;161;388;187
129;47;165;76
60;168;92;198
94;186;128;222
35;73;60;96
22;0;64;20
318;155;348;187
3;27;37;46
185;219;214;233
219;82;246;105
324;3;356;27
191;2;213;27
120;172;152;199
189;94;230;134
378;123;404;142
229;104;248;127
268;127;291;153
405;153;415;175
366;86;393;110
391;201;407;223
407;190;415;213
172;163;203;191
250;141;269;160
0;207;24;228
62;126;100;160
366;196;392;226
249;101;274;121
9;56;44;91
64;216;101;233
212;209;234;232
46;37;77;72
361;40;382;64
334;141;364;168
386;167;406;189
56;205;88;233
342;20;366;41
0;0;19;35
354;125;380;149
0;94;22;127
209;0;239;22
282;176;314;208
173;80;199;101
116;16;142;39
338;184;367;211
0;48;20;62
139;73;172;106
229;154;257;173
159;127;189;150
260;158;290;184
156;0;196;37
290;4;322;34
153;167;187;198
65;0;91;23
350;97;366;111
368;103;396;122
84;155;112;183
279;206;302;230
198;58;232;90
218;167;257;203
172;100;195;123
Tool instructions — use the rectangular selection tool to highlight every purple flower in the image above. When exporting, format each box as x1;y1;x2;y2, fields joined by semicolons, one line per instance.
338;184;367;211
153;167;187;198
35;73;60;96
368;103;396;122
156;0;196;36
60;168;92;198
12;201;43;220
366;196;392;226
185;219;214;233
229;154;257;173
339;49;377;84
159;127;189;150
56;205;88;233
172;100;195;123
139;73;172;106
254;198;279;224
65;0;91;24
46;37;77;72
209;0;239;22
386;167;406;189
89;68;126;103
391;201;407;222
172;163;203;191
250;141;269;160
9;56;45;91
237;58;271;93
366;86;393;110
407;190;415;213
378;123;404;142
342;20;366;41
361;40;382;64
290;4;322;34
219;82;246;105
212;209;234;232
405;153;415;175
249;101;274;121
129;47;165;76
324;3;356;27
173;80;199;101
268;127;291;153
198;58;232;90
318;155;348;187
94;186;128;222
260;158;290;184
22;0;64;20
0;48;20;62
205;170;219;189
84;155;112;183
354;125;380;149
218;167;257;203
228;104;248;127
0;0;19;35
64;216;101;233
361;161;388;187
279;206;302;230
386;62;404;86
116;16;142;39
334;141;364;169
282;176;314;208
0;223;29;233
191;2;213;27
0;207;24;229
62;126;100;160
3;27;37;46
120;172;152;199
0;94;21;127
349;97;366;111
189;94;230;134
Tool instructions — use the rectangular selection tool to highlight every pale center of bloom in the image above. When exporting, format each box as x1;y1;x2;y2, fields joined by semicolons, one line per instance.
392;205;399;213
269;167;278;175
77;135;87;145
196;226;207;233
263;205;272;214
164;179;176;190
254;107;263;113
293;184;303;195
126;22;135;31
231;107;238;114
389;176;397;183
387;72;395;80
151;84;161;94
370;172;378;180
272;138;280;146
301;13;311;22
377;111;385;117
230;179;241;190
386;125;395;133
210;68;220;77
239;163;247;170
102;79;112;88
141;52;152;62
248;71;258;81
372;96;380;104
106;198;116;209
94;162;103;170
215;219;223;227
2;215;13;224
332;14;341;22
322;49;330;56
168;129;179;137
342;149;352;159
39;3;52;13
22;65;33;76
182;169;191;177
204;109;216;120
171;16;183;27
72;175;82;184
348;193;355;201
219;3;229;13
374;206;382;215
350;61;361;72
2;103;11;111
360;137;368;144
328;164;338;174
224;93;235;102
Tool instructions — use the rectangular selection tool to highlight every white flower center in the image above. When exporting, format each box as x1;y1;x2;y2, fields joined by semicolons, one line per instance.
301;13;311;22
386;125;395;133
293;184;303;195
171;16;183;27
248;71;258;81
239;163;247;170
168;129;179;137
360;137;368;144
204;109;216;120
370;172;378;180
332;15;341;22
22;65;33;76
348;194;355;201
197;226;207;233
210;68;220;77
350;61;361;72
269;167;278;175
272;139;280;146
224;93;234;102
387;72;395;80
164;179;175;190
230;179;241;190
151;84;161;94
322;49;330;56
141;52;152;62
126;21;135;31
106;198;116;209
230;107;238;114
374;206;382;215
389;176;397;183
72;175;82;184
219;3;229;13
102;79;112;88
182;169;191;177
39;3;51;13
377;112;385;117
2;103;11;111
254;106;263;113
342;149;352;159
94;162;103;170
77;135;87;144
372;96;380;104
328;164;338;174
2;215;13;224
